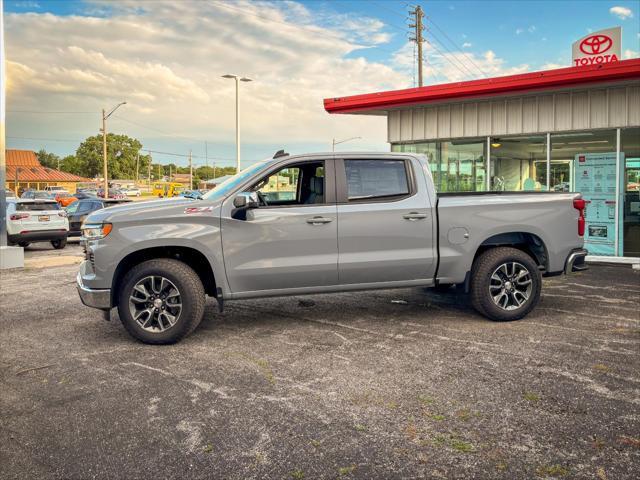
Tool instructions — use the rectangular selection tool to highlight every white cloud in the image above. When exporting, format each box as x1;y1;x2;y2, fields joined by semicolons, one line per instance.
5;0;548;159
528;25;536;33
516;28;524;35
5;1;404;157
623;49;639;59
462;42;472;48
610;6;633;19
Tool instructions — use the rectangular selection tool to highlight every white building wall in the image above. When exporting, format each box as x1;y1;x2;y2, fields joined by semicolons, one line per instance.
388;84;640;143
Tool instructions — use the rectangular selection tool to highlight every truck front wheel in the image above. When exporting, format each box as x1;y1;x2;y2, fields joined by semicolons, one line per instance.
117;258;205;344
470;247;541;322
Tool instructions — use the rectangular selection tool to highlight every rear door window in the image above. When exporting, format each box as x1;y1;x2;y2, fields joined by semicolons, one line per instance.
16;202;60;211
344;159;410;201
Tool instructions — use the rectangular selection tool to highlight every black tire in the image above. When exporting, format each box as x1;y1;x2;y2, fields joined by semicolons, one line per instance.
51;238;67;249
18;242;30;248
470;247;541;322
117;258;205;344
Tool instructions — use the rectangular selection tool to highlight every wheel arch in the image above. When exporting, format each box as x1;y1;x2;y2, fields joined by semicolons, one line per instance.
473;232;549;271
111;246;217;305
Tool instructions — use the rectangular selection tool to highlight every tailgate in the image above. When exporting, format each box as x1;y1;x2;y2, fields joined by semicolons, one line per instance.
14;202;68;231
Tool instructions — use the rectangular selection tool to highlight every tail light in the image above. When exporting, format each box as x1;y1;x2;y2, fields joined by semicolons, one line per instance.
10;213;29;220
573;198;586;237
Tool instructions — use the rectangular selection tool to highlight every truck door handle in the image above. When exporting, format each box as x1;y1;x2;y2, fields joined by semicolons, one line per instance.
403;212;427;221
306;216;333;225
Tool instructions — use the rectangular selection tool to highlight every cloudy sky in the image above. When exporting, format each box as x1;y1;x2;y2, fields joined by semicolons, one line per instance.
4;0;640;168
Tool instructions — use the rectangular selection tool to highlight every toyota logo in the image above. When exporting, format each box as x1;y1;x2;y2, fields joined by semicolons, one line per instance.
579;34;612;55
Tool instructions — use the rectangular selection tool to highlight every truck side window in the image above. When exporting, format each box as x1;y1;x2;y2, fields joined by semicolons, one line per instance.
251;161;325;206
345;159;410;201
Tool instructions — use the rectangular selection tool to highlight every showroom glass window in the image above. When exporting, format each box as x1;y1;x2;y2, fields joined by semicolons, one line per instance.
489;135;547;191
622;127;640;257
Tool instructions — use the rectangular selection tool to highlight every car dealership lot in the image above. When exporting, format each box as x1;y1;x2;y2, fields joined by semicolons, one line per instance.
1;253;638;479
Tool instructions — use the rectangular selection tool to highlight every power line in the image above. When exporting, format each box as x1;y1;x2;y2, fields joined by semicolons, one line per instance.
425;16;488;78
7;110;97;114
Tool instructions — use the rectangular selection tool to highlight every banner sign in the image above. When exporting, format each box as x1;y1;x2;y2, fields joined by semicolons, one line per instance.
573;152;624;256
572;27;621;67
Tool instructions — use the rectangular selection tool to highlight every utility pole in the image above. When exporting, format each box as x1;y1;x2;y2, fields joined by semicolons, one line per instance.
157;164;161;181
101;101;126;195
189;150;193;190
147;155;151;192
135;152;139;183
409;5;425;87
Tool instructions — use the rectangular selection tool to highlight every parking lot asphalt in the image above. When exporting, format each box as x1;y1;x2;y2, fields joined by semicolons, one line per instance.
1;246;639;480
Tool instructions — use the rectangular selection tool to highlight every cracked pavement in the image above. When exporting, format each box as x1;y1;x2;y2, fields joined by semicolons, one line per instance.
1;244;639;479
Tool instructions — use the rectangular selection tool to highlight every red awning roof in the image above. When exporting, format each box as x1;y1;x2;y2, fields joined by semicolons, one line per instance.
324;58;640;114
5;149;91;182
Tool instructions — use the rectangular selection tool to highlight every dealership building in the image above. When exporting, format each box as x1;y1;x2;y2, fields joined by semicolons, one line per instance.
324;57;640;259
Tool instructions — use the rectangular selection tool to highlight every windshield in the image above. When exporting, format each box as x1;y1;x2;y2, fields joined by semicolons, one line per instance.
201;160;272;200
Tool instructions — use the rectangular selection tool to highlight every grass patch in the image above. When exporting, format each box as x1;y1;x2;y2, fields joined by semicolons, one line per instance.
354;424;367;432
449;438;474;453
338;465;357;476
202;444;213;453
418;394;434;405
536;464;569;477
523;392;540;402
290;469;305;479
310;439;321;448
593;364;611;373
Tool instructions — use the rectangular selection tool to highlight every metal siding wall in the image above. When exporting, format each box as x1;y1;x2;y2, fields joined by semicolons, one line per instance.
506;98;522;134
400;110;412;141
571;91;589;130
425;108;438;138
555;93;572;131
522;97;538;133
478;102;491;136
538;95;554;131
388;110;400;142
463;103;478;137
437;105;451;138
491;100;506;134
589;89;608;128
412;109;425;141
629;85;640;125
450;104;464;138
608;87;627;127
386;84;640;143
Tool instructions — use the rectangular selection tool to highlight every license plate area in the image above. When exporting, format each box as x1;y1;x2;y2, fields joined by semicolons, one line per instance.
39;215;50;222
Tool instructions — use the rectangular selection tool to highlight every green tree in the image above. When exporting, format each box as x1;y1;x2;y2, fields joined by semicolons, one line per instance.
36;149;61;169
75;133;144;179
60;155;84;175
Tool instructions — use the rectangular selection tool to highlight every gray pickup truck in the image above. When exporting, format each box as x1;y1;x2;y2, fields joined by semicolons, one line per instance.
77;151;587;344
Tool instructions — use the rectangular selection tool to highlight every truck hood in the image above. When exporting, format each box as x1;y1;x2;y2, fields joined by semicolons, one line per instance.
85;197;221;224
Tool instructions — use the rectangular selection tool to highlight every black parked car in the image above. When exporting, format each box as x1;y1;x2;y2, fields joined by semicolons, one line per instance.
65;198;131;237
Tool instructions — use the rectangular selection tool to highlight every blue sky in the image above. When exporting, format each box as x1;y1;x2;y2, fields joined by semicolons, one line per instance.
4;0;640;168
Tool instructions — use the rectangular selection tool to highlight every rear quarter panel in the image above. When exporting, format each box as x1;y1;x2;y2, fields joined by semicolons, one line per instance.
437;193;582;284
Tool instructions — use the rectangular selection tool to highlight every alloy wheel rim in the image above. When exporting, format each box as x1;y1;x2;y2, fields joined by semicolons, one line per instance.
489;262;533;311
128;275;182;333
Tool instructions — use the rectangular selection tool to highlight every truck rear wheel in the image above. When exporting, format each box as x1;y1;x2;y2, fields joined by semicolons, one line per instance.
117;258;205;344
470;247;541;322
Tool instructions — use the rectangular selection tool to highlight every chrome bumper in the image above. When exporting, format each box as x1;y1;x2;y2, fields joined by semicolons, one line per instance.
77;271;111;309
564;248;589;274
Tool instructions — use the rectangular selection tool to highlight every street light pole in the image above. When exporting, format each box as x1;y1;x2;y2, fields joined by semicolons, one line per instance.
101;101;126;196
222;74;252;173
332;136;362;152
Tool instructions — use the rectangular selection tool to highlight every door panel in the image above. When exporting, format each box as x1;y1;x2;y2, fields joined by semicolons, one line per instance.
220;158;338;293
336;157;436;284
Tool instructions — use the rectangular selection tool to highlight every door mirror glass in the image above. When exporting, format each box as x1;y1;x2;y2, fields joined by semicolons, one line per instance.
233;192;258;209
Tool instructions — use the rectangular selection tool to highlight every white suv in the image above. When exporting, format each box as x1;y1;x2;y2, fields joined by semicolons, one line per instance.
5;199;69;249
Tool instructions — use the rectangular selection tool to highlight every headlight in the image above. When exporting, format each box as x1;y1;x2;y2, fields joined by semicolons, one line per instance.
82;223;113;240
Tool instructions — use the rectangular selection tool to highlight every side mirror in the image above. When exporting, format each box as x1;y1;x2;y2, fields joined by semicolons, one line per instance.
233;192;258;209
